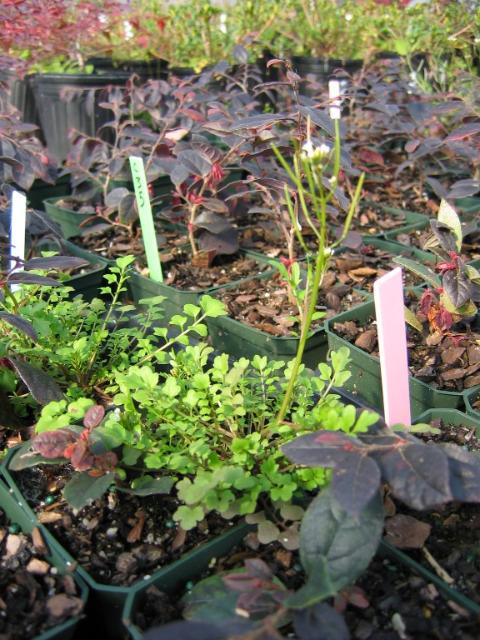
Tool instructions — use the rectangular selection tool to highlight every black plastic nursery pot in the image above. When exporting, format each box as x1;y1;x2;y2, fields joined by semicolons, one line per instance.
122;523;253;640
290;56;363;92
28;175;71;212
87;57;168;79
0;448;250;640
32;72;131;163
325;300;470;417
0;479;89;640
0;69;41;130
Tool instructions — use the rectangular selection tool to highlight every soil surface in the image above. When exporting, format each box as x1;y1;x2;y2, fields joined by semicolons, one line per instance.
13;466;235;587
133;531;479;639
329;202;415;238
333;312;480;391
72;223;189;269
0;506;84;640
331;245;421;293
238;220;320;259
214;271;366;337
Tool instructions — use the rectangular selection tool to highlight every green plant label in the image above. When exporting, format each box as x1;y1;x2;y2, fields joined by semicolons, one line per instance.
129;156;163;282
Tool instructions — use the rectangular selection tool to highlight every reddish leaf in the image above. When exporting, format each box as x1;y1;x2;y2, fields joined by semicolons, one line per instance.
358;148;385;166
445;123;480;143
83;404;105;430
385;514;431;549
68;440;95;471
32;429;76;459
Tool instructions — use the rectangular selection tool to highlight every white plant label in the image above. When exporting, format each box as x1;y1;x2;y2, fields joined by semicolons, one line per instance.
10;190;27;273
329;79;342;120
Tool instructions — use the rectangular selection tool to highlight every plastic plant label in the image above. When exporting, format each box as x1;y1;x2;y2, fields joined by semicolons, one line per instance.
9;190;27;273
129;156;163;282
373;267;411;427
328;79;342;120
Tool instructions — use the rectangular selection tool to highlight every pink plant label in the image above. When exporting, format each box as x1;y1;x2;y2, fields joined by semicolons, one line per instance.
373;267;411;427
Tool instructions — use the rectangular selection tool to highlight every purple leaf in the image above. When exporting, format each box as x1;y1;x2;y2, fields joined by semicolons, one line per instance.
32;429;76;458
194;211;232;234
378;443;452;509
293;603;350;640
24;256;88;271
83;404;105;430
8;272;61;287
332;454;381;517
8;358;64;404
445;123;480;143
0;312;37;341
282;432;365;467
197;228;239;256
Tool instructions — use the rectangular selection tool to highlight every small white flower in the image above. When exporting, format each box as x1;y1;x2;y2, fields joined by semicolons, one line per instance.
301;139;315;159
318;143;331;156
301;141;331;162
345;12;352;21
329;176;337;187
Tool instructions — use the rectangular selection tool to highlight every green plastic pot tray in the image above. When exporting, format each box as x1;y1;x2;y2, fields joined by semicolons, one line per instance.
350;237;434;298
414;408;480;435
43;196;99;240
325;300;466;416
455;197;480;217
361;202;428;239
463;387;480;422
128;251;276;323
206;271;328;368
0;479;89;640
123;523;252;640
122;527;480;640
1;447;249;639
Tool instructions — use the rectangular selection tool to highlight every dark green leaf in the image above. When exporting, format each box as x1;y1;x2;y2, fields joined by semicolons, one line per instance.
183;575;242;623
119;476;174;496
9;441;65;471
287;489;383;609
63;472;114;509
